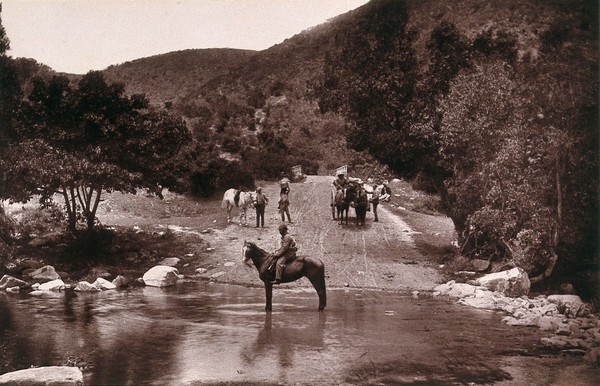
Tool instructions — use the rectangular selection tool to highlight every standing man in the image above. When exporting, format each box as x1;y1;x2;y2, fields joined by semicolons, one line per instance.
380;181;391;202
271;223;298;284
278;174;290;209
254;187;268;228
370;183;380;222
279;174;292;223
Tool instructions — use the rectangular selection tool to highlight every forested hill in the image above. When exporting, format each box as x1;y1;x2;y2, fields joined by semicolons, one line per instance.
100;0;596;115
100;9;356;111
102;49;256;107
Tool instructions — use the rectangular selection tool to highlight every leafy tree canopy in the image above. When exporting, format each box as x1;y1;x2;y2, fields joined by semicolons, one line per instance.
4;71;190;232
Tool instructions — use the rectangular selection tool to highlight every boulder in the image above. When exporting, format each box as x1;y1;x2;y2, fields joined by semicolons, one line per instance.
29;265;60;282
472;267;530;297
472;258;490;272
142;265;179;287
0;366;83;385
74;281;101;292
112;275;130;288
0;275;29;290
547;294;591;318
433;281;484;298
93;277;116;290
38;278;65;291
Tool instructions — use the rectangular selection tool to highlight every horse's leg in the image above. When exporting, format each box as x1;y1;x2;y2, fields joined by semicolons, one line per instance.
307;268;327;311
239;209;245;226
264;282;273;311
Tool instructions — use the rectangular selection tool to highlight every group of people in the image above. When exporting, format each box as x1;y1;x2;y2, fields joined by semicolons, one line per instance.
333;172;392;222
258;173;393;286
253;175;293;228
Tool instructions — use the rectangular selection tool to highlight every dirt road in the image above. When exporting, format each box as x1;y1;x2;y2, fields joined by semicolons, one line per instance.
194;175;447;291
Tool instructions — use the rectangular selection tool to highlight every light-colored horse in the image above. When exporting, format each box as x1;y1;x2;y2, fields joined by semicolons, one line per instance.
221;188;255;225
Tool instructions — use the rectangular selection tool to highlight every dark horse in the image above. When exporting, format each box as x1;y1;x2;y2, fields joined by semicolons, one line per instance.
333;188;349;224
354;187;369;226
242;240;326;311
336;185;358;225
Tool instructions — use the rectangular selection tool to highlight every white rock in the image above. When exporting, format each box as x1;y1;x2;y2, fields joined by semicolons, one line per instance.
547;294;590;317
142;265;180;287
473;267;530;297
93;277;117;290
29;265;60;281
0;366;83;385
74;281;101;292
39;279;65;291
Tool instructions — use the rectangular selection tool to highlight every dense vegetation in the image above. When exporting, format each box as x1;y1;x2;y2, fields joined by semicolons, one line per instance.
0;1;597;297
317;0;598;296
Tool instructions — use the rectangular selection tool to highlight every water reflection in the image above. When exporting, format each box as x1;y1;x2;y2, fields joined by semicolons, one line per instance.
1;283;596;385
239;311;327;384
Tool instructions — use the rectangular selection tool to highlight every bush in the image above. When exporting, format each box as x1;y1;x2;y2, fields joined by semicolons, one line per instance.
190;159;255;197
15;204;64;240
0;208;15;244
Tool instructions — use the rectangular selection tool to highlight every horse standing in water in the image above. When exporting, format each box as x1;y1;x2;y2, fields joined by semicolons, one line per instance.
242;240;326;311
221;188;254;225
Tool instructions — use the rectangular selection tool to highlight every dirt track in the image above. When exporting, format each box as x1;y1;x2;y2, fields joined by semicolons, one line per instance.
191;175;447;291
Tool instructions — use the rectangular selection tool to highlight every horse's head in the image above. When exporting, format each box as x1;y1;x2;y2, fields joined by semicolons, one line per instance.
242;240;252;265
345;185;358;202
243;240;261;267
243;191;255;208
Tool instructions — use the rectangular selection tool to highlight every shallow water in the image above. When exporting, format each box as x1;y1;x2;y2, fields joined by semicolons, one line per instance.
1;281;597;385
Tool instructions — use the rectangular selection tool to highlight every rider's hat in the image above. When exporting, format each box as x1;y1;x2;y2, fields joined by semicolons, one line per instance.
256;187;262;191
278;223;288;231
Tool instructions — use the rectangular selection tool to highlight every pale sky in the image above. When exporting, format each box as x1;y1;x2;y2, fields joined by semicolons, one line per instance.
1;0;369;74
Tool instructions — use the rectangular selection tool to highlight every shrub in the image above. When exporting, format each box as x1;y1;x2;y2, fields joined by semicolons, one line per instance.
15;204;64;240
190;159;255;197
0;208;15;244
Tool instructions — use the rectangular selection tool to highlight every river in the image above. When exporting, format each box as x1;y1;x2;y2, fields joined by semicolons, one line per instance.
2;281;597;385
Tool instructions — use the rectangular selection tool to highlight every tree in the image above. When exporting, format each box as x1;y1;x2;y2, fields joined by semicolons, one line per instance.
318;0;420;176
0;4;21;144
7;72;190;233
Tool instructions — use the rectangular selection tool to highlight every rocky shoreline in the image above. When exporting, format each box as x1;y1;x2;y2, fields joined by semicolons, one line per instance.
432;267;600;366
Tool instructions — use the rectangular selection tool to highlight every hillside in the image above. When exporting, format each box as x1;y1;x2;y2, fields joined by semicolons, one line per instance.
99;0;597;111
95;0;597;177
103;48;256;107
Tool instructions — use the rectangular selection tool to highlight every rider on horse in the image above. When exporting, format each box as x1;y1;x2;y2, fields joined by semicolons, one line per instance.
271;223;298;284
333;173;348;191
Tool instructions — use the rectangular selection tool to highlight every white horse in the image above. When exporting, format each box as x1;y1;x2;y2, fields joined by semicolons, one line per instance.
221;188;255;225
